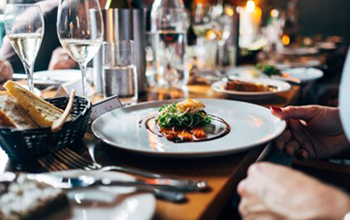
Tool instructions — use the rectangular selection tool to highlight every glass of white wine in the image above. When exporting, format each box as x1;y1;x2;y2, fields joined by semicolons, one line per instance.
4;4;44;92
57;0;104;97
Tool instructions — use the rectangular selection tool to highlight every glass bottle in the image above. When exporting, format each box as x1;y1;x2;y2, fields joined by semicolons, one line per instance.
150;0;189;88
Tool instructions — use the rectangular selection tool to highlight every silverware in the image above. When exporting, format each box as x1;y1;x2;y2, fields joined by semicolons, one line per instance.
39;148;208;192
0;172;185;202
29;174;195;192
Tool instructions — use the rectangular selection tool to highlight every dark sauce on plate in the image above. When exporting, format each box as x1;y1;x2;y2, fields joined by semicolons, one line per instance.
139;115;231;143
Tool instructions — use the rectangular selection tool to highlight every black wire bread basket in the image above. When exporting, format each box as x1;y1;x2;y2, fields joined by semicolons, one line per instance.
0;96;91;162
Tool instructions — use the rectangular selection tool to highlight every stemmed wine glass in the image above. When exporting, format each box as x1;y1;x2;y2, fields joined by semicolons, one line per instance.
4;4;44;92
57;0;104;97
211;4;233;69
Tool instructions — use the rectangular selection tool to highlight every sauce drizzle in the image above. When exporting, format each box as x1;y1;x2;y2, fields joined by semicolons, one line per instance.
140;115;231;143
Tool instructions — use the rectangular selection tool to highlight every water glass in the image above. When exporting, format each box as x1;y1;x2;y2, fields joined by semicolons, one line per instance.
103;41;138;106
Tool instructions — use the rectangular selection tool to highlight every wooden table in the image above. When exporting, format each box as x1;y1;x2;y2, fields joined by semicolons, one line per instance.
0;84;300;220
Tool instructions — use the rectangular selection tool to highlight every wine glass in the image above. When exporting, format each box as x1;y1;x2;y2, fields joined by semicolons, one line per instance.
191;1;214;42
4;4;44;92
211;4;233;69
57;0;104;97
191;1;217;70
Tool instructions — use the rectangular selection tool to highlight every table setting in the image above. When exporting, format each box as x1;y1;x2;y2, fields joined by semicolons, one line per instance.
0;0;342;219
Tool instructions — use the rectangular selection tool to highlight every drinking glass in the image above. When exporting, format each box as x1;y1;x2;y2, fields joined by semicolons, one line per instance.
103;41;138;106
57;0;103;97
211;5;233;69
191;2;214;42
4;4;44;92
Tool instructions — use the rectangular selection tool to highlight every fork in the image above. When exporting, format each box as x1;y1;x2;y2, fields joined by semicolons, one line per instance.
38;155;186;202
39;147;208;192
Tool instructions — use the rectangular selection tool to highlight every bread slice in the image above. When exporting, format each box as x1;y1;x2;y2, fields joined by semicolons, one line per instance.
4;81;72;128
0;92;38;129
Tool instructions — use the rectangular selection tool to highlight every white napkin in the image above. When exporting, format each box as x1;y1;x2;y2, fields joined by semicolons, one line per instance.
54;80;94;97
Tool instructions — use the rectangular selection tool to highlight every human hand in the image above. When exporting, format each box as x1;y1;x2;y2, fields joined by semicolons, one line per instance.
270;105;350;159
48;47;76;70
0;60;13;82
238;162;350;220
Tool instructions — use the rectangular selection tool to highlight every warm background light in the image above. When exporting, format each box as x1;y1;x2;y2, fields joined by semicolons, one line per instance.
246;0;256;13
282;35;290;45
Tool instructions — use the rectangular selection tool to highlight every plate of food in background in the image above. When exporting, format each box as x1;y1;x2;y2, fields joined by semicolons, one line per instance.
211;76;291;100
92;99;286;158
226;64;323;84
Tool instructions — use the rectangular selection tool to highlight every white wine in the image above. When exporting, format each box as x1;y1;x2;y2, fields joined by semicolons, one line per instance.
60;39;102;64
8;33;43;66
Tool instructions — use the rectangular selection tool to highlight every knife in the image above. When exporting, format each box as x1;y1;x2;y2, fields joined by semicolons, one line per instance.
25;174;207;192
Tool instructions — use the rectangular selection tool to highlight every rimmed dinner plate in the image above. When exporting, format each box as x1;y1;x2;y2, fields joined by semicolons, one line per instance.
92;99;286;158
47;170;156;220
226;66;323;83
13;69;82;86
34;69;81;85
273;68;323;83
212;78;291;100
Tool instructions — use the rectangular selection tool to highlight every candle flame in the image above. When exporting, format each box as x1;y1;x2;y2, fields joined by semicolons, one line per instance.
282;35;290;45
246;0;256;13
270;9;279;18
225;6;234;16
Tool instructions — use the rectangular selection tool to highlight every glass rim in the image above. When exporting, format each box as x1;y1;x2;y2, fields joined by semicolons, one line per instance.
103;40;134;46
103;40;135;51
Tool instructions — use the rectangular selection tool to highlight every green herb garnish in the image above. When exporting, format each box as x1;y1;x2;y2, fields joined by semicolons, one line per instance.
255;64;282;76
155;103;212;129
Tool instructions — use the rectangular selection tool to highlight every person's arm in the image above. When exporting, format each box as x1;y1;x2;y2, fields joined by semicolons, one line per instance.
48;47;76;70
0;59;13;82
238;162;350;219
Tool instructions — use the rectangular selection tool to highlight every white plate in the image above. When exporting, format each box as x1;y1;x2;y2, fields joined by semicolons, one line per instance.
13;70;81;86
34;69;81;85
47;170;156;220
280;47;320;56
226;66;323;83
92;99;286;158
274;68;323;83
212;78;291;100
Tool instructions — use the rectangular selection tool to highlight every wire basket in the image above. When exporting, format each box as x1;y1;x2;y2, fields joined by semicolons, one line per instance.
0;96;91;162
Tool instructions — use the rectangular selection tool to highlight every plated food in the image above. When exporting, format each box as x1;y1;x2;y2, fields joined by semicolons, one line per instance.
226;80;278;92
153;99;226;142
255;64;282;77
92;99;286;157
0;173;68;220
212;78;291;100
226;65;323;83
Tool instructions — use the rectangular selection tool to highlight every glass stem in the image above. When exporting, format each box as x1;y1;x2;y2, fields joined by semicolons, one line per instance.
24;65;34;93
79;63;88;97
